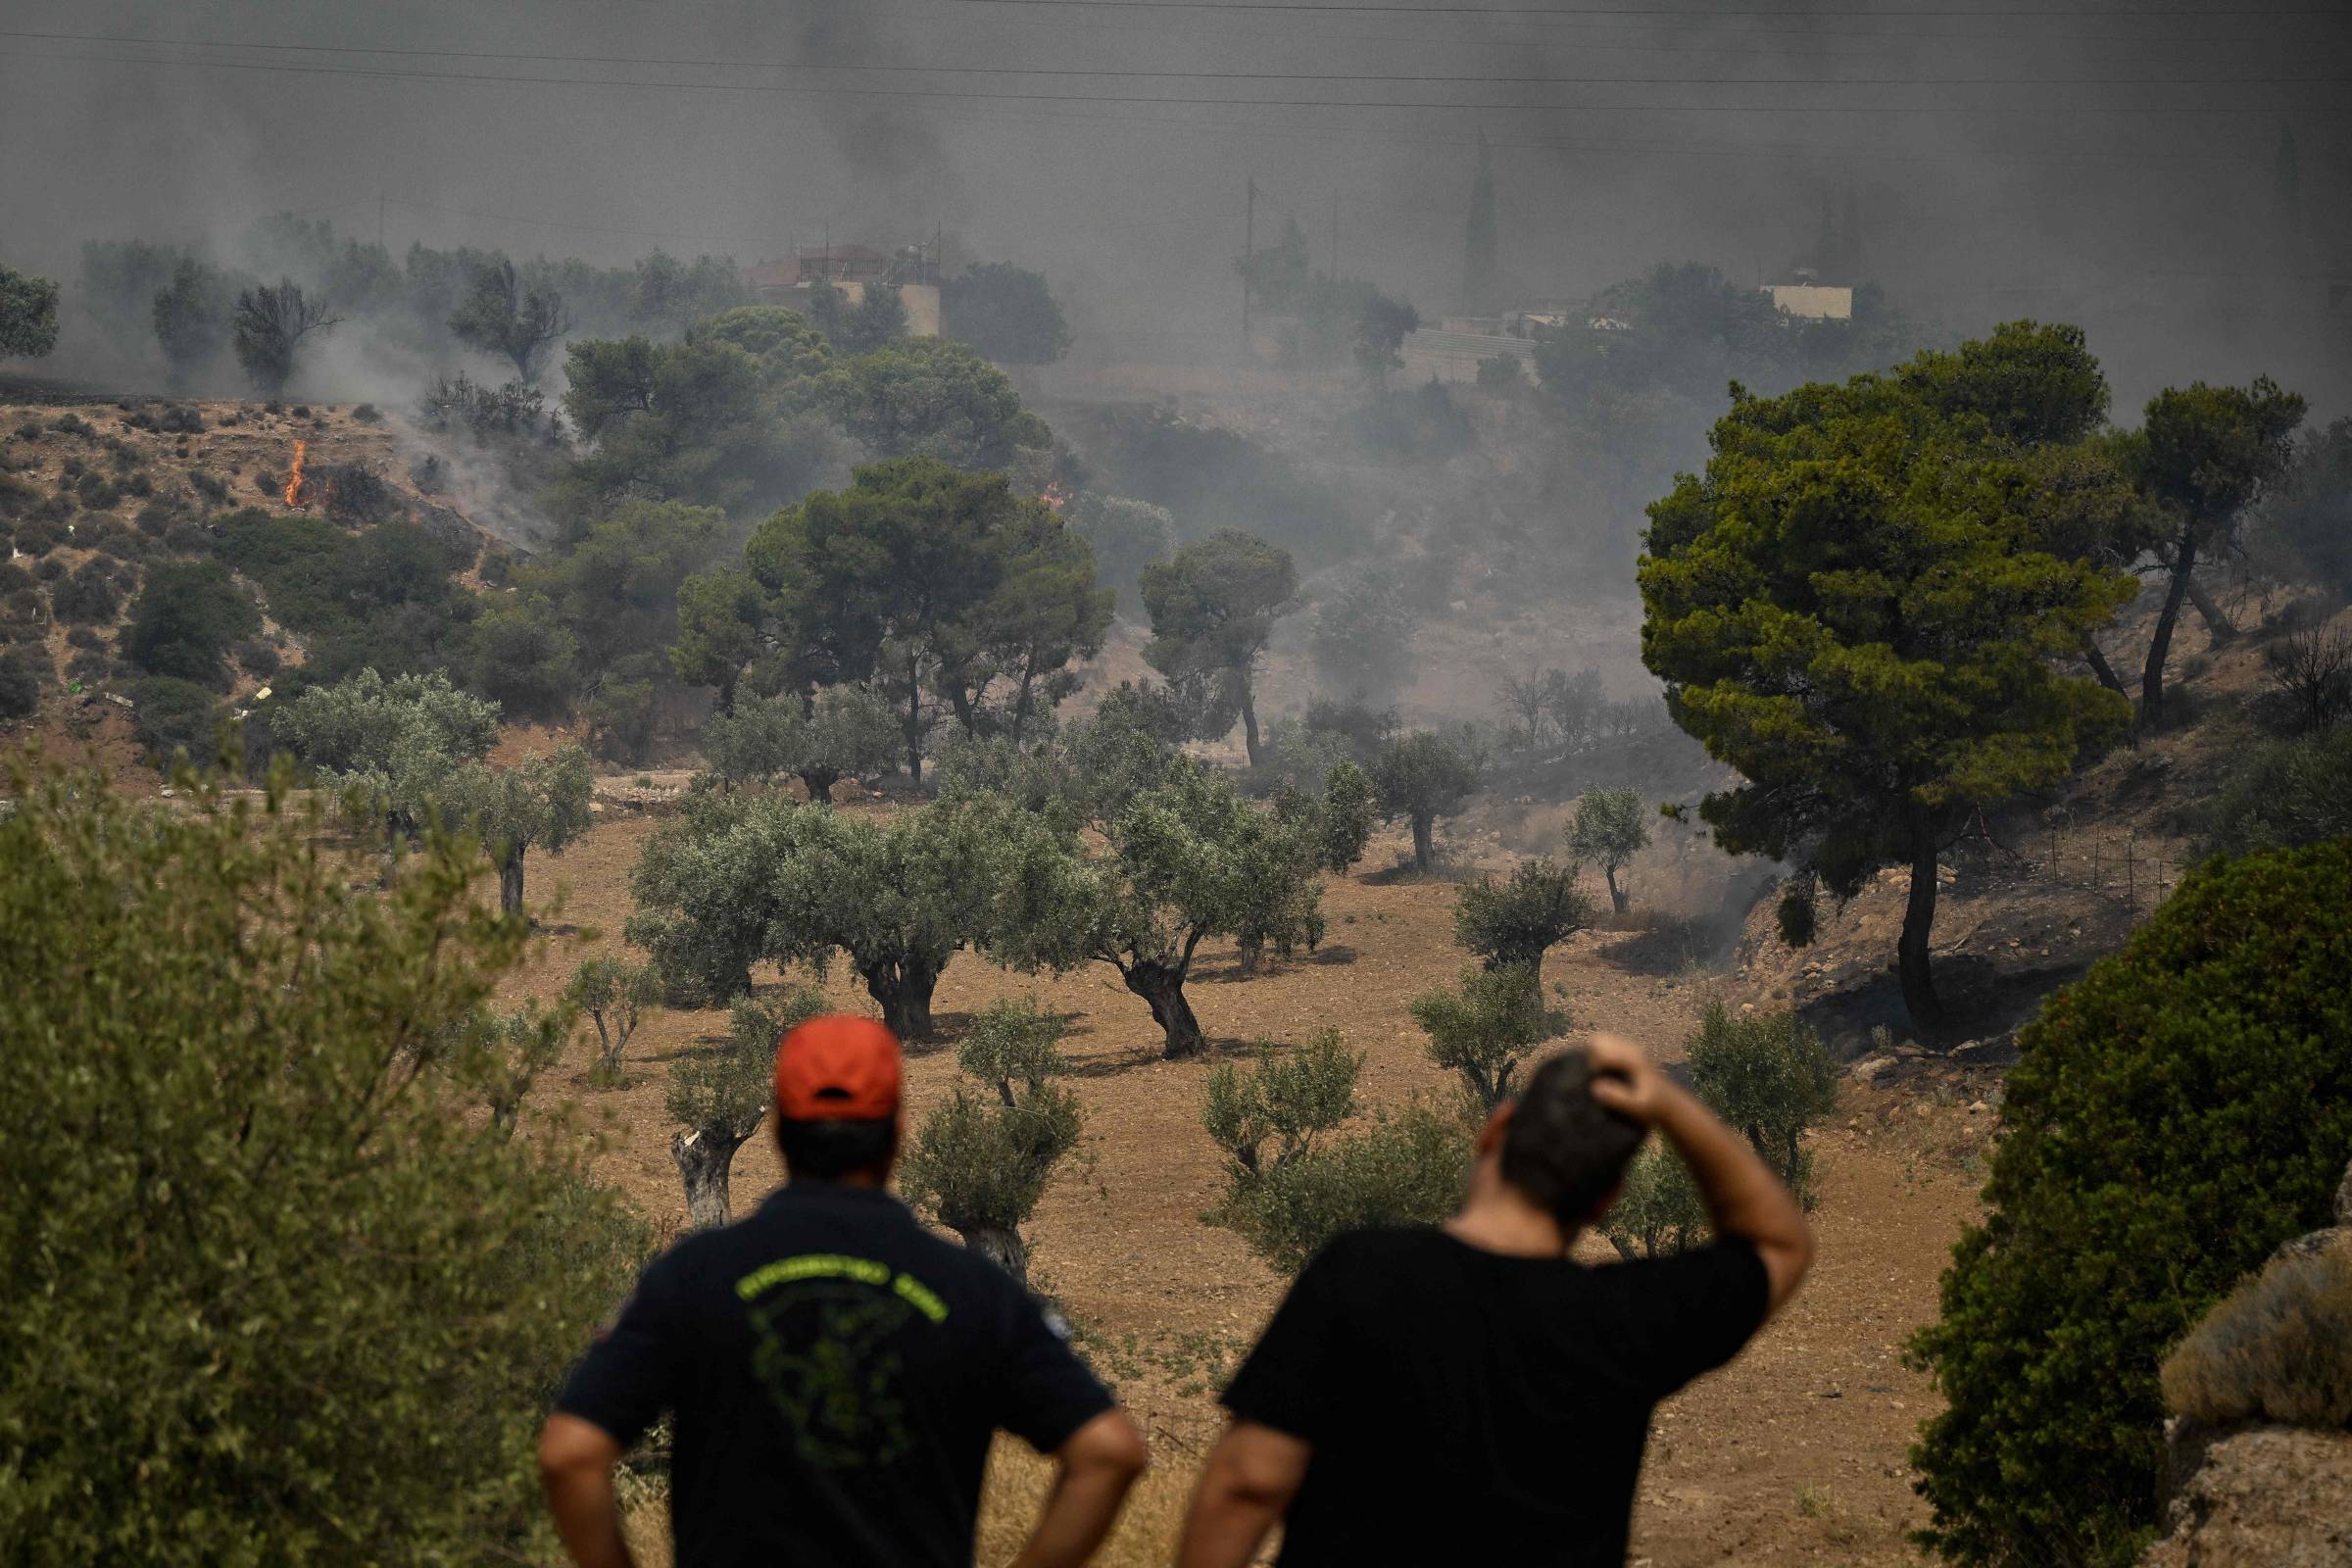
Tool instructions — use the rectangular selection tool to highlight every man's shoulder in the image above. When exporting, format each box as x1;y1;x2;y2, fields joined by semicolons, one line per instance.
1303;1225;1456;1283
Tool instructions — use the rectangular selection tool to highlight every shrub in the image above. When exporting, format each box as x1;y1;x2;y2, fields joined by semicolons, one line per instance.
2194;724;2352;858
0;762;649;1563
2161;1243;2352;1430
1599;1004;1837;1259
1907;840;2352;1567
1452;858;1593;985
49;559;121;624
1202;1031;1469;1273
0;648;39;719
125;675;226;765
565;956;661;1085
900;997;1085;1286
1342;380;1475;460
2261;622;2352;734
1308;564;1416;702
1411;963;1565;1110
122;560;259;687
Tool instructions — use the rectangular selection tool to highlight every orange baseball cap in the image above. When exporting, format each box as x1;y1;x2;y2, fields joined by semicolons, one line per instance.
774;1015;903;1122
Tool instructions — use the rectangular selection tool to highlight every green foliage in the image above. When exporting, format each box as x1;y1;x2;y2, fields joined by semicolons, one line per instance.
838;283;910;357
1370;728;1484;871
516;497;725;689
0;264;61;360
1686;1004;1836;1202
438;745;595;913
466;594;579;720
2161;1242;2352;1431
1412;963;1565;1109
2194;724;2352;858
1343;381;1473;460
1568;787;1651;912
1907;840;2352;1567
1308;564;1416;701
901;999;1084;1283
558;319;836;521
833;337;1051;470
122;560;261;688
1062;493;1173;618
1600;1145;1709;1261
2254;416;2352;597
0;648;38;719
720;459;1108;766
1140;528;1297;761
1087;404;1354;566
272;668;501;834
0;761;647;1563
1452;858;1592;976
125;675;225;766
151;257;229;387
49;559;122;624
626;791;794;1004
212;512;475;686
566;956;661;1082
989;757;1325;1057
703;685;902;797
1205;1041;1469;1277
944;263;1073;365
1641;325;2138;1020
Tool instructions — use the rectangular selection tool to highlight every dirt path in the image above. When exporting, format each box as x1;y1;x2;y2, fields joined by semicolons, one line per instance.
509;804;1979;1565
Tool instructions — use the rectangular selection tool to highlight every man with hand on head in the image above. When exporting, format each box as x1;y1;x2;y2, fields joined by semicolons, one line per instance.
1178;1032;1813;1568
538;1014;1147;1568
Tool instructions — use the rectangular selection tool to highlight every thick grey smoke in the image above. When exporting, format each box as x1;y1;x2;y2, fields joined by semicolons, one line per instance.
0;0;2344;409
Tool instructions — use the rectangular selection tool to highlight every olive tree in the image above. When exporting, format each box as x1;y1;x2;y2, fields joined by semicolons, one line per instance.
703;685;901;799
1567;787;1650;915
625;790;800;1004
1370;728;1484;872
1201;1032;1467;1274
1451;858;1592;990
766;800;1008;1042
0;263;61;361
1410;963;1566;1110
273;668;501;839
900;998;1085;1285
0;760;647;1562
990;759;1324;1057
565;956;661;1084
448;257;571;383
439;745;595;917
666;988;825;1227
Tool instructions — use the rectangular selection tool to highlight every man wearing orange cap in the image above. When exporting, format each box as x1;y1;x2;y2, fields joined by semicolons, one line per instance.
538;1015;1148;1568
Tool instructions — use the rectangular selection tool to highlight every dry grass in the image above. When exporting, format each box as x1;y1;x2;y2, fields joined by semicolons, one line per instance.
2163;1241;2352;1428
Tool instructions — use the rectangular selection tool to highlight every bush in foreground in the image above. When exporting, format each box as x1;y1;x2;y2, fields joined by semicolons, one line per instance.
1907;839;2352;1567
0;761;646;1562
2161;1242;2352;1431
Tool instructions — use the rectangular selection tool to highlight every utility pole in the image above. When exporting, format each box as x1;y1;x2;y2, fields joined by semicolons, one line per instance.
1329;190;1339;279
1242;175;1255;347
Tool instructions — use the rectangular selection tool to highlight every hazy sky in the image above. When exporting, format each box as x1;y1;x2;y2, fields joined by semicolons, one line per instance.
3;0;2347;408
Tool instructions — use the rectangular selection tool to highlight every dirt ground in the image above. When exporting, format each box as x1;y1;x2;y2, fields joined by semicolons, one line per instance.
495;803;1987;1567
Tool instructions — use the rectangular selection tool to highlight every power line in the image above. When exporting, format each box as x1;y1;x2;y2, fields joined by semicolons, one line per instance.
3;26;2340;85
939;0;2349;14
6;45;2343;113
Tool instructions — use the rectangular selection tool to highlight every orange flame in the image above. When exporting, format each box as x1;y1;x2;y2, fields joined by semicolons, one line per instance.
284;440;306;507
1040;480;1068;512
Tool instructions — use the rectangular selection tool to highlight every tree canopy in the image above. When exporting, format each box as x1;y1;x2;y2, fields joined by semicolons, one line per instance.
1640;324;2138;1024
833;336;1052;470
1139;529;1298;766
0;760;646;1562
1567;787;1651;914
1370;728;1483;872
943;263;1073;365
0;264;61;360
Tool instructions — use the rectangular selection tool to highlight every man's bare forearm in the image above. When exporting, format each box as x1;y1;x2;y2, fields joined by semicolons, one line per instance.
1652;1080;1813;1306
541;1463;635;1568
1013;1410;1147;1568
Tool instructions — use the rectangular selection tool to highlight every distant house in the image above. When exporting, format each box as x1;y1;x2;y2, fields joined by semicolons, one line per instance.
748;242;942;337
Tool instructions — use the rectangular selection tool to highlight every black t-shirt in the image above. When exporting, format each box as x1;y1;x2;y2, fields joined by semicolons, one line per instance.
1220;1227;1768;1567
556;1182;1112;1568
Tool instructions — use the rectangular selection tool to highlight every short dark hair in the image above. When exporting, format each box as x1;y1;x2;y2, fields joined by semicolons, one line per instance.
775;1115;898;1181
1499;1049;1647;1229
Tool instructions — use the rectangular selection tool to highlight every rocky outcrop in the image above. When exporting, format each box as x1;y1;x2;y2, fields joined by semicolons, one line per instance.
2142;1425;2352;1567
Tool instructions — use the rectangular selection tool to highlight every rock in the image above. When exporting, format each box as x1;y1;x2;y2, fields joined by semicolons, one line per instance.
2143;1425;2352;1566
1966;1100;1989;1114
1850;1054;1896;1086
1951;1038;2022;1068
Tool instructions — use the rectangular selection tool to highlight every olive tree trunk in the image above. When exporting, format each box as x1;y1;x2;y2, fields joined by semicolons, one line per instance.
1239;679;1263;769
953;1222;1030;1286
797;766;842;804
1123;958;1206;1058
1897;808;1943;1029
499;847;525;919
1604;865;1630;916
671;1124;755;1229
862;953;941;1043
1236;932;1263;977
1410;810;1435;872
